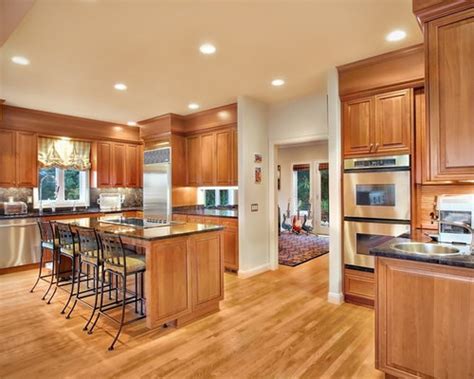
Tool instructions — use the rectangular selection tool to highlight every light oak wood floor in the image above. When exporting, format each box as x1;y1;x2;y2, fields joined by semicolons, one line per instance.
0;255;382;378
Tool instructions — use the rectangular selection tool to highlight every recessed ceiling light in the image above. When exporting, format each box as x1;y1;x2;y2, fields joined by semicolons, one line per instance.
11;56;30;65
114;83;127;91
199;43;216;55
188;103;200;110
127;121;137;126
386;30;407;42
271;79;285;87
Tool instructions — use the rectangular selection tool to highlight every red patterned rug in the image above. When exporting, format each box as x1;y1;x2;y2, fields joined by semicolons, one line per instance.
279;232;329;267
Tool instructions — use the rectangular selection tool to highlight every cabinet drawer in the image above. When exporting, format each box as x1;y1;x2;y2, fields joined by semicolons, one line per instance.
344;268;374;307
172;214;188;222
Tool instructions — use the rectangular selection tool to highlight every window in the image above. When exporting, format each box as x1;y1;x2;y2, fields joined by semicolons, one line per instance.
34;167;90;208
293;164;310;214
199;187;238;207
319;164;329;225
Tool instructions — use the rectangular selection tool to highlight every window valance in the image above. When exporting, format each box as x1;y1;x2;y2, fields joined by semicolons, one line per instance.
38;137;91;170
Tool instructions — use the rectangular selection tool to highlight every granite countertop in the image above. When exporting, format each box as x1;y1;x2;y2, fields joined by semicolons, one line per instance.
369;229;474;269
173;206;238;219
55;216;223;241
0;207;142;220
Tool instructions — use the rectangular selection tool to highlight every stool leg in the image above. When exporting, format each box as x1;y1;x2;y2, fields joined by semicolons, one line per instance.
109;274;126;351
134;272;138;314
30;247;44;293
140;271;144;315
60;255;76;314
66;258;83;319
45;251;60;303
84;264;100;331
89;268;105;335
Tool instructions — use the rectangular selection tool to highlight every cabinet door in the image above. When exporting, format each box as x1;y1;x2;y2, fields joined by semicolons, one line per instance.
97;142;113;187
186;136;201;185
200;133;215;185
343;97;374;156
374;89;412;154
0;130;16;187
231;129;238;185
221;219;239;271
125;144;139;187
16;131;37;187
427;9;474;181
215;129;232;185
112;143;125;186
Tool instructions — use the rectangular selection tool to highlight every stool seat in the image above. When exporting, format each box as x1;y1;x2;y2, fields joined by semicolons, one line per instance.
104;255;145;274
41;239;59;250
60;245;75;257
81;249;101;264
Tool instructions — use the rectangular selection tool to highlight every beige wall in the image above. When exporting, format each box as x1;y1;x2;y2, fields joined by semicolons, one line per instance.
277;142;328;217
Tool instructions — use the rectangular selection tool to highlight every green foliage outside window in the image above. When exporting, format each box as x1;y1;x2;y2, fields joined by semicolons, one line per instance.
205;190;216;207
320;168;329;223
39;168;57;200
65;170;80;200
297;169;310;211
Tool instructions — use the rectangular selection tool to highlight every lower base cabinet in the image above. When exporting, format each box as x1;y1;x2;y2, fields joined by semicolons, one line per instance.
173;214;239;271
375;257;474;378
344;268;375;307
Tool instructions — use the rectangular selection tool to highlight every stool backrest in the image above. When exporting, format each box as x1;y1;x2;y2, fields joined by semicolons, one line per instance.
37;220;55;243
98;232;126;268
56;223;75;248
76;226;100;257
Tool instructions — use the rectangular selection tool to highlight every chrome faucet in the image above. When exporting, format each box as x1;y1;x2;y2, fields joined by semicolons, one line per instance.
439;220;474;254
38;174;57;215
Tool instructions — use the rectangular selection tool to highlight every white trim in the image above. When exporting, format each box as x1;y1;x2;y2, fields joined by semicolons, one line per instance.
268;133;328;271
237;263;273;279
313;159;329;235
327;291;344;305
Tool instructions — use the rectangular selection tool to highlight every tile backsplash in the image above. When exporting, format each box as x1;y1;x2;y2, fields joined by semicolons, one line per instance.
0;187;143;209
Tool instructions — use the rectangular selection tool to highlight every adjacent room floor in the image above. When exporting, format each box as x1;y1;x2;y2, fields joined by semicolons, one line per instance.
279;232;330;266
0;255;380;378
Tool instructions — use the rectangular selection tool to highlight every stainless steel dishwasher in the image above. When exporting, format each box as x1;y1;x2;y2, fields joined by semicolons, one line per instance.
0;218;41;269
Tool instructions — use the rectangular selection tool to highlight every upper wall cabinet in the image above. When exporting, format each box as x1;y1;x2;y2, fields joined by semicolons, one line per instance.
185;127;237;187
423;8;474;182
343;89;412;157
0;129;37;188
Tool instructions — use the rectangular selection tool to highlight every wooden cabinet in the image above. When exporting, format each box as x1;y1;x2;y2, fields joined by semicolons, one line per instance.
375;257;474;378
186;136;201;186
343;89;412;157
422;8;474;181
343;268;374;307
200;133;215;185
94;141;142;188
0;129;37;187
231;128;238;185
185;127;237;187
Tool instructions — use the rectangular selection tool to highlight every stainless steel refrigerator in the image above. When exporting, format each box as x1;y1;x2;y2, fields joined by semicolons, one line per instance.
143;145;171;219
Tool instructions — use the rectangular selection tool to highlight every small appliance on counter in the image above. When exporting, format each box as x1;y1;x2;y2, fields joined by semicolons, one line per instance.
97;193;124;211
3;201;28;216
437;194;474;245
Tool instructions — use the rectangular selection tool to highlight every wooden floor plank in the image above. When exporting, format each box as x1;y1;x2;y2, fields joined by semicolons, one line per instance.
0;254;382;378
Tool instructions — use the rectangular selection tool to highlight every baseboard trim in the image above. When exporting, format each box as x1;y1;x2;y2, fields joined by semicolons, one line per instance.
238;263;271;279
327;291;344;305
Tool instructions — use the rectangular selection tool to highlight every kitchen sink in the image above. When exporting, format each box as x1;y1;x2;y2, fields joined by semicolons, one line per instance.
391;242;461;256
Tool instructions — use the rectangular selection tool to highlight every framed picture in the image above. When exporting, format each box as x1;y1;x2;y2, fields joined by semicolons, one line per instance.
254;167;262;184
254;153;262;164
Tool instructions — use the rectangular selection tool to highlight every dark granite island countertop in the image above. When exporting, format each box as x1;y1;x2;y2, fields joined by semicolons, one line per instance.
173;206;238;219
369;229;474;269
56;216;225;330
0;207;143;220
56;216;223;241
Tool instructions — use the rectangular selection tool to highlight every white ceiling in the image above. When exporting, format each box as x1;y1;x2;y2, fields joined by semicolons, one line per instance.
0;0;423;124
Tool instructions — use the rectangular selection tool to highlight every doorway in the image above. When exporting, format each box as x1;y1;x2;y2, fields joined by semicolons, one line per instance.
313;161;329;235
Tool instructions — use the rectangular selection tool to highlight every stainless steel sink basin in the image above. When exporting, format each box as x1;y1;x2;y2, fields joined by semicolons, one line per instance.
391;242;461;256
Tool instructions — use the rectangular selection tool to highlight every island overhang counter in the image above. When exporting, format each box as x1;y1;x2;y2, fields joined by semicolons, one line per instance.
56;217;225;329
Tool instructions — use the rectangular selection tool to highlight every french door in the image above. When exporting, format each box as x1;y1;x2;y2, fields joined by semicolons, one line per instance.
313;162;329;235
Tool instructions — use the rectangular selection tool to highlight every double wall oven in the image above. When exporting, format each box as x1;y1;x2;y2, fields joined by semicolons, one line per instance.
344;155;411;270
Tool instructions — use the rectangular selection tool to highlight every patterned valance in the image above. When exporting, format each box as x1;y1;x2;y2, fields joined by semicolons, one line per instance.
38;137;91;170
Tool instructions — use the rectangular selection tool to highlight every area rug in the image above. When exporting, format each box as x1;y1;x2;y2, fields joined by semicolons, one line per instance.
279;232;329;267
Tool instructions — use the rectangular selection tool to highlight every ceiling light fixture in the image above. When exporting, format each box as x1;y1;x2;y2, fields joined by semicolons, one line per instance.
386;30;407;42
127;121;137;126
199;43;216;55
11;56;30;65
114;83;127;91
271;79;285;87
188;103;200;110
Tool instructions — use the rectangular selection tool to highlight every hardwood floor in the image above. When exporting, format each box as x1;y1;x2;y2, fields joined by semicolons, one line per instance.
0;255;382;378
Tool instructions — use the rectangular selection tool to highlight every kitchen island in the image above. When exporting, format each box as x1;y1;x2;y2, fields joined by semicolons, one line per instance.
57;217;224;330
370;232;474;378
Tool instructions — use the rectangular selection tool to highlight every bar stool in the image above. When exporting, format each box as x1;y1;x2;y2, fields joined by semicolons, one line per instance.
65;226;103;330
31;220;58;301
90;232;146;351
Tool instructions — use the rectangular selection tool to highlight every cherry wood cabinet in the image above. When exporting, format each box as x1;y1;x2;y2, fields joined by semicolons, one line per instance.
343;268;374;308
0;129;37;187
423;8;474;181
375;257;474;378
185;127;238;187
231;128;238;186
343;89;412;157
94;141;142;188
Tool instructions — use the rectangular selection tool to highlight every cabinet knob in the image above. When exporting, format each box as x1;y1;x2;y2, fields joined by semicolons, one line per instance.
374;143;379;151
369;144;374;152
